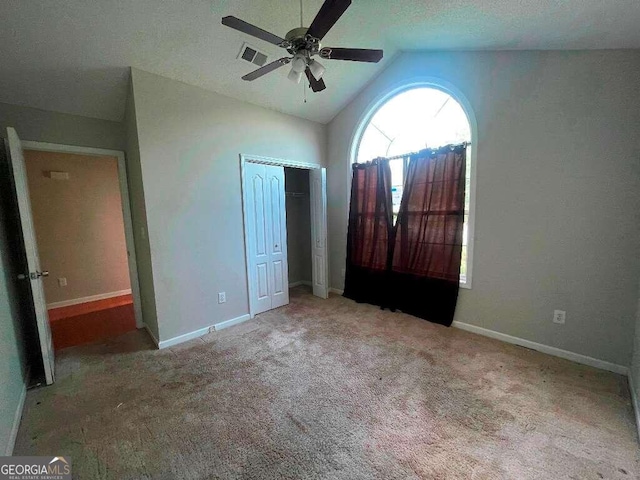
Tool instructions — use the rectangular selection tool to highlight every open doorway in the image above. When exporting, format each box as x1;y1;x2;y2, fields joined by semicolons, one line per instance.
240;154;328;318
6;129;143;385
284;167;312;290
23;149;135;350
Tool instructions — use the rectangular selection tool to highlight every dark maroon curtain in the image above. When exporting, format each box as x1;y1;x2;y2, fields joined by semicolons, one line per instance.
389;145;467;325
343;158;394;307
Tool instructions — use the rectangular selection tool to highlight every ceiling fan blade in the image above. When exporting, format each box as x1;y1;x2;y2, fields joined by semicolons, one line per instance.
306;0;352;41
305;68;326;92
320;47;383;63
221;16;285;46
242;58;290;81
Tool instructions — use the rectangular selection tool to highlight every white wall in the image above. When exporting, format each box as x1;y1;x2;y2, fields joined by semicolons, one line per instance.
631;291;640;434
0;102;124;150
124;80;159;340
130;68;326;342
327;50;640;367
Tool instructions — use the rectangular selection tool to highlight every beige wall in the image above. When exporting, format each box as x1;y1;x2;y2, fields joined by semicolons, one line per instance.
24;150;130;304
285;168;312;285
130;68;326;342
327;50;640;367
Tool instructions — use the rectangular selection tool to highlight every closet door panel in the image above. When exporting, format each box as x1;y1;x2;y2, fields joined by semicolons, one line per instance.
310;168;329;298
244;163;272;315
266;165;289;308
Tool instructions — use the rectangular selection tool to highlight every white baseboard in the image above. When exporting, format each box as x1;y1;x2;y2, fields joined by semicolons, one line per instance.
158;326;210;349
5;370;28;456
213;314;251;331
47;289;132;309
629;372;640;440
289;281;312;288
452;321;628;375
329;288;344;295
156;314;253;349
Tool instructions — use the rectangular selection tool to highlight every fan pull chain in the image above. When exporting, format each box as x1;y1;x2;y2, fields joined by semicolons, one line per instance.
303;78;307;103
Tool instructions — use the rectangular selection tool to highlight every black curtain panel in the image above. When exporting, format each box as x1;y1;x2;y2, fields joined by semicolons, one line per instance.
390;145;467;326
343;158;394;307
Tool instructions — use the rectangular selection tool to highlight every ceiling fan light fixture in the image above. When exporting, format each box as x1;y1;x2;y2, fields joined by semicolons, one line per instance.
288;67;303;84
308;59;325;79
291;54;307;74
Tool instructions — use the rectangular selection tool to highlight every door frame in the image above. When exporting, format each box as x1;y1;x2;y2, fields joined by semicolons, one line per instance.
21;140;144;329
239;154;328;318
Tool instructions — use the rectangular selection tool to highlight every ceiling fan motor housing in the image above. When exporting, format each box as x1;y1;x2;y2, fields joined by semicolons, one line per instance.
285;27;309;42
284;27;320;58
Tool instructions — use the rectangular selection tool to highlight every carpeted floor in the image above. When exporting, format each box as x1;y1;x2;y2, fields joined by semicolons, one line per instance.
15;287;639;479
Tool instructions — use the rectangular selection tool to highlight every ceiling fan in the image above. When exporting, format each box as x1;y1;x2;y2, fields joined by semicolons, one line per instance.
221;0;383;92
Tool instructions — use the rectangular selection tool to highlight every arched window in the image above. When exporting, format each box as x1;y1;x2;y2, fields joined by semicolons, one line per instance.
354;86;475;287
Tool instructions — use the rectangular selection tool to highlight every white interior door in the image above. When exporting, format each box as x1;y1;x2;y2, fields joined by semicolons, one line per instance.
243;162;272;316
310;168;329;299
6;127;55;385
266;166;289;309
242;161;289;316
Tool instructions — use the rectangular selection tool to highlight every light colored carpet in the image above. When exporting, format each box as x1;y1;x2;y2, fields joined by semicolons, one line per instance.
15;287;639;479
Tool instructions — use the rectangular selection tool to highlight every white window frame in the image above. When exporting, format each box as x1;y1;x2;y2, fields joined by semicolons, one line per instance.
348;78;478;289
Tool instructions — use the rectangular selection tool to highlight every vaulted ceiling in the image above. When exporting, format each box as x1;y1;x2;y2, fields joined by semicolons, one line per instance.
2;0;639;124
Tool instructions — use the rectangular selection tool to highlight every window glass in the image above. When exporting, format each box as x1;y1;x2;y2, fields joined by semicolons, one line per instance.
356;87;472;285
356;88;470;163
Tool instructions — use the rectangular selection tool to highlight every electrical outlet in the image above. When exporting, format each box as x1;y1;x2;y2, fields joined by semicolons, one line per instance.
341;268;346;278
218;292;226;304
58;277;67;287
553;310;566;324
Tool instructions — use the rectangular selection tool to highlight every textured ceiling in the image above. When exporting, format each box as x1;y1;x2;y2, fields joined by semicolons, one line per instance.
1;0;640;124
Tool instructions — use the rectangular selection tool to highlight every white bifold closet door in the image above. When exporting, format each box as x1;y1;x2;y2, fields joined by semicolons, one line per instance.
244;162;289;316
309;168;329;299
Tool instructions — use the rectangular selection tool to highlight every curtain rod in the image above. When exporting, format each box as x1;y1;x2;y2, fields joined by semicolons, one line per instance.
383;142;471;161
